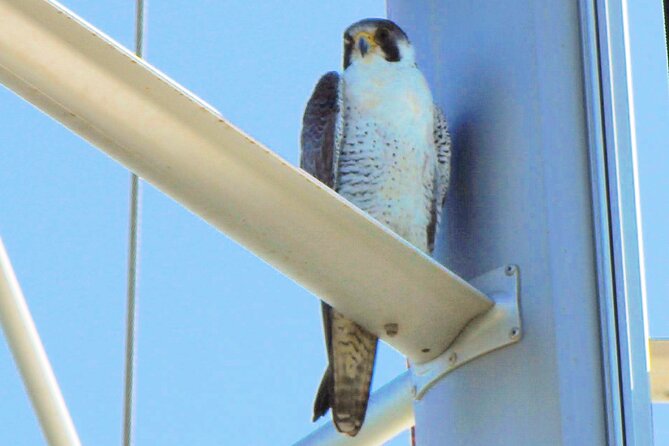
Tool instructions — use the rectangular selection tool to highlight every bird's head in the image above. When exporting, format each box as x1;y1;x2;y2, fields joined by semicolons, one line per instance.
343;19;413;69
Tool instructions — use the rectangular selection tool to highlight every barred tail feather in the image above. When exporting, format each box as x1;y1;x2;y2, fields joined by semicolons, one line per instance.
330;310;378;437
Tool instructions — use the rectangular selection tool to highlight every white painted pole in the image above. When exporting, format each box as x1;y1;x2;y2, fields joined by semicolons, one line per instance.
386;0;661;444
0;239;81;446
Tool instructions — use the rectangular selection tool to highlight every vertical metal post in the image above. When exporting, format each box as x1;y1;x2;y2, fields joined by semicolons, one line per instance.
0;239;81;446
578;0;625;442
388;0;652;445
592;0;667;442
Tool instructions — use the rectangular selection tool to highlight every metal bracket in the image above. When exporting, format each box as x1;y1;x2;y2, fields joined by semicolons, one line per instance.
410;265;522;399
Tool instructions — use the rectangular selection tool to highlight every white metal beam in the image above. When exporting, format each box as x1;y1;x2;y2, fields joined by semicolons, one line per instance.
0;0;492;363
0;239;81;446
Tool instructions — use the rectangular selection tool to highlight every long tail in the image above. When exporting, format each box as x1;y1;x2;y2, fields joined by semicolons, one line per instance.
317;309;378;437
313;366;333;422
312;305;378;437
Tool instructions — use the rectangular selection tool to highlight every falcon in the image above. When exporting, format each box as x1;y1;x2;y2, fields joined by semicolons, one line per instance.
300;18;451;436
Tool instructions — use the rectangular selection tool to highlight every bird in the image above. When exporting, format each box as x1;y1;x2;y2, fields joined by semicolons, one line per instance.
300;18;451;437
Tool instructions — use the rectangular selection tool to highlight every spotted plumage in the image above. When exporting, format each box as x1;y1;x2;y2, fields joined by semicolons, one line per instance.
300;18;451;437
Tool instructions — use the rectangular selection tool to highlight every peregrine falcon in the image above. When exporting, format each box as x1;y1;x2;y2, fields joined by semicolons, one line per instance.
300;18;451;436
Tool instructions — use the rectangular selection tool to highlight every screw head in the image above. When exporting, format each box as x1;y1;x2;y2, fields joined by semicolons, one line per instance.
384;323;399;337
448;352;458;365
509;327;521;340
505;265;516;276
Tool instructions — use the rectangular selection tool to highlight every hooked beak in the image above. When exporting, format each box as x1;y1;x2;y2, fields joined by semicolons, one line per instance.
354;32;375;58
358;37;369;57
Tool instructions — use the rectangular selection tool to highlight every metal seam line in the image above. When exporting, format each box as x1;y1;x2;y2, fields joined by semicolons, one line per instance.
122;1;145;445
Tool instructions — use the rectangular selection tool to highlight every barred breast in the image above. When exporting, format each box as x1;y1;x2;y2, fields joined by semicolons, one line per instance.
337;60;435;253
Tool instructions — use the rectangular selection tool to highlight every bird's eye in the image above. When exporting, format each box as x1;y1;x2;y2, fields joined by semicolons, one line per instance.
376;28;390;42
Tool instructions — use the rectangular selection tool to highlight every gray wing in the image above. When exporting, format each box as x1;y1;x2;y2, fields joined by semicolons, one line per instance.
300;71;341;420
300;71;343;188
428;106;452;253
300;71;342;366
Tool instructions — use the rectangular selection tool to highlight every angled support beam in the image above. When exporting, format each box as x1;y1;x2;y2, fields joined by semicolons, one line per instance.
0;239;81;446
0;0;492;363
294;265;522;445
411;265;521;398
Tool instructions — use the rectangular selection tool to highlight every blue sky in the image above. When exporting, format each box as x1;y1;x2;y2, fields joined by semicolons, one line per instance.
0;1;667;445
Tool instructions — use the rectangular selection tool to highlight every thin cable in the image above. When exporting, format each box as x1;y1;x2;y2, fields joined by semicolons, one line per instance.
122;2;145;446
134;0;145;59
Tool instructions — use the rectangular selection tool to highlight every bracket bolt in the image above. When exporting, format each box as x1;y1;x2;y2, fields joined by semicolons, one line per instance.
509;327;521;340
384;323;399;337
505;265;516;276
448;352;458;365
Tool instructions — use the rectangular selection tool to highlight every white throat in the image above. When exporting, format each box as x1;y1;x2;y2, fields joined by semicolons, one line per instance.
342;53;433;136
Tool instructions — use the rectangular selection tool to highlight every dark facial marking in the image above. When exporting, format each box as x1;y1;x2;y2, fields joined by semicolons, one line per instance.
376;27;390;43
374;26;400;63
343;33;354;69
342;19;409;68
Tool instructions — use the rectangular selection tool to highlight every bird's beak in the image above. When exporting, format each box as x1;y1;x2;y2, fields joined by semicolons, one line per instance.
358;37;369;57
355;32;375;58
